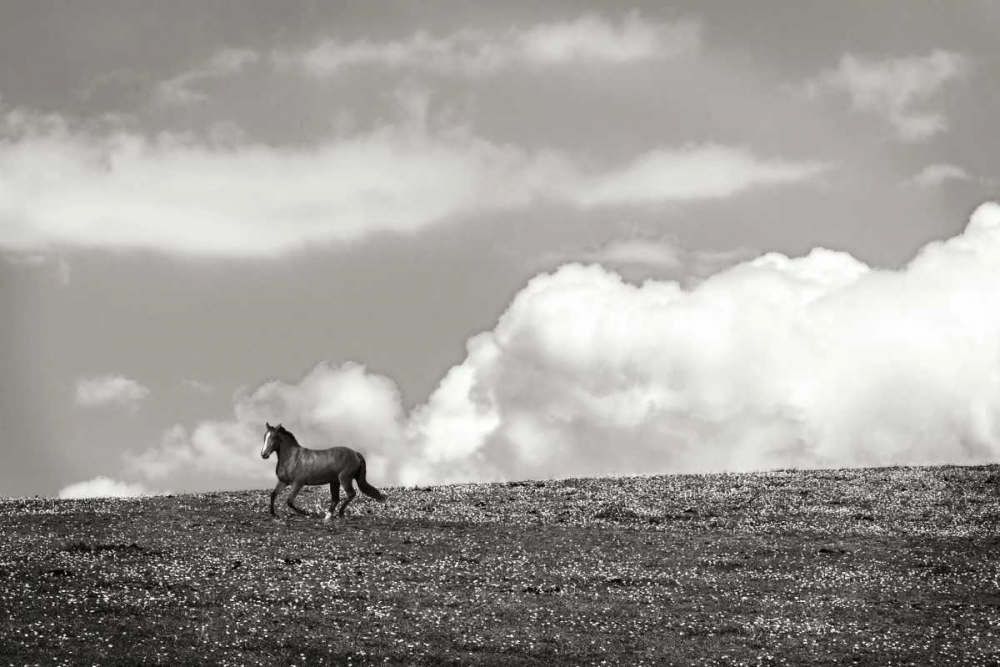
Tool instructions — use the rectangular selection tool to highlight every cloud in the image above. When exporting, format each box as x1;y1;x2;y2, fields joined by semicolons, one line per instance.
686;247;760;280
75;375;150;409
128;422;267;482
574;237;685;270
576;146;826;206
806;50;971;141
130;202;1000;491
0;108;822;257
401;201;1000;483
277;12;700;77
128;362;407;484
551;235;755;284
907;163;972;187
58;476;150;499
54;256;71;285
4;251;47;266
154;48;258;106
3;251;71;285
518;12;699;65
181;379;216;394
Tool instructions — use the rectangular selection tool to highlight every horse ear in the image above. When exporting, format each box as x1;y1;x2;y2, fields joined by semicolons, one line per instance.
266;421;272;429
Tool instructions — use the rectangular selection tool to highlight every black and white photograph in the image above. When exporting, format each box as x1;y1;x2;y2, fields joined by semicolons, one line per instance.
2;1;999;664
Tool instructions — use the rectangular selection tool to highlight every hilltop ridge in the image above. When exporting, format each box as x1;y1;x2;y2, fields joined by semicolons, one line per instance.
2;464;999;665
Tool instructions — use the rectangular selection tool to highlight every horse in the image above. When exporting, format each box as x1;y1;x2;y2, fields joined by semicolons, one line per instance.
260;422;386;521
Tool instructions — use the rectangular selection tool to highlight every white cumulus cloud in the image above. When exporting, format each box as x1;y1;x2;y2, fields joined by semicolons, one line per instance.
58;477;150;499
401;201;1000;483
75;375;150;409
128;362;408;485
129;202;1000;491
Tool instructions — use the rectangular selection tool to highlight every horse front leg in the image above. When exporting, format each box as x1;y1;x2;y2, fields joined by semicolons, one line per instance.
270;481;288;519
285;481;309;516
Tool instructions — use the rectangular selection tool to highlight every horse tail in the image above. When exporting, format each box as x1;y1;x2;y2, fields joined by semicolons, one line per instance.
356;454;386;502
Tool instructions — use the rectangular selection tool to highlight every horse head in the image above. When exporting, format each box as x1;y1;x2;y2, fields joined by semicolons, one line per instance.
261;422;285;459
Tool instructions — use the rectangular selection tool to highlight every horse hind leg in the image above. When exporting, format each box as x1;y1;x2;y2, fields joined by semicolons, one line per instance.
325;482;340;522
285;481;309;516
270;480;288;519
336;471;357;518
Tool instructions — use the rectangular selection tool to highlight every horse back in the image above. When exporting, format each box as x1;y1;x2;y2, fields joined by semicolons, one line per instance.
279;445;361;485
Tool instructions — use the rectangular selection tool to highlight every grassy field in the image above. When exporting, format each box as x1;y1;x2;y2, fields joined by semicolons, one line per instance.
2;465;999;666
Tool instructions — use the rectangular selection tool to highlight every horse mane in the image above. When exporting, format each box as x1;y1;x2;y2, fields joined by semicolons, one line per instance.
277;425;300;446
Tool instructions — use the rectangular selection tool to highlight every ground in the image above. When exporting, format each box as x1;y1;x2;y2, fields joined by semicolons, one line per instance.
2;465;999;666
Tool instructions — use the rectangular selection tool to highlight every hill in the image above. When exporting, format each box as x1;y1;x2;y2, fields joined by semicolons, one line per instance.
2;465;999;665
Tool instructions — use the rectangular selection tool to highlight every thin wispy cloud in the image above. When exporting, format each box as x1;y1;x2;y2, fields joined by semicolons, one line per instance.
154;48;258;106
907;163;972;187
573;237;685;270
75;375;150;409
3;251;48;267
553;235;756;283
3;252;71;285
0;108;823;258
181;379;216;395
806;50;971;142
577;146;826;206
277;12;700;77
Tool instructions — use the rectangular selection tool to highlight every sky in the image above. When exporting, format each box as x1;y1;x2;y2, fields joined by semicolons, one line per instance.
1;1;999;498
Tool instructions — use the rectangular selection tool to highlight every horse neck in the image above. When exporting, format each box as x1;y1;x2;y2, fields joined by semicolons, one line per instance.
276;437;300;462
